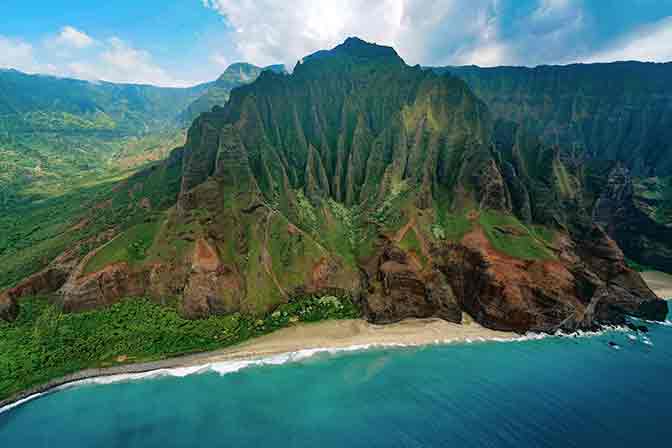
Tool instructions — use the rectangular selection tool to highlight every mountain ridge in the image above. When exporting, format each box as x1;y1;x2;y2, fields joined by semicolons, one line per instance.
440;62;672;272
2;38;666;333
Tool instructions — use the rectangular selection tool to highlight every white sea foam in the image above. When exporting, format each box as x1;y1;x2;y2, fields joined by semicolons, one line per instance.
0;392;46;415
0;323;647;415
632;318;672;327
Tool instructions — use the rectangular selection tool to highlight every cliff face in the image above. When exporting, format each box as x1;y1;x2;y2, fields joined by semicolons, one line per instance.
178;63;286;125
2;39;667;331
444;63;672;271
446;63;672;177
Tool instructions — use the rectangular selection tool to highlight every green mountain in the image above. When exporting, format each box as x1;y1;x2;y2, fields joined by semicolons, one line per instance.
0;61;290;299
2;38;666;337
0;68;211;134
178;63;286;124
0;69;212;209
441;63;672;272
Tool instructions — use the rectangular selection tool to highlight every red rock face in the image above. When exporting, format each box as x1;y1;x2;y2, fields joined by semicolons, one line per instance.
438;229;583;332
437;225;666;333
61;263;149;313
181;239;245;318
2;268;69;302
360;240;462;324
0;291;18;321
0;267;70;321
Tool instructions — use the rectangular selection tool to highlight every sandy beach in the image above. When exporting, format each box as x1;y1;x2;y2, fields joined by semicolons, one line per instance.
0;318;513;411
642;271;672;299
3;268;672;412
4;270;670;411
201;318;513;363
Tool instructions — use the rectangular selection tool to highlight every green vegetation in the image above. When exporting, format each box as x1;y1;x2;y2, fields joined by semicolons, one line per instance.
480;211;554;260
0;144;184;290
432;188;473;242
371;179;412;231
399;228;422;254
83;220;162;274
0;295;359;402
433;210;473;242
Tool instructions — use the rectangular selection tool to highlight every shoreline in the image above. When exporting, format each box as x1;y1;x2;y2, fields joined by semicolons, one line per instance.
2;268;670;414
0;318;513;413
642;271;672;299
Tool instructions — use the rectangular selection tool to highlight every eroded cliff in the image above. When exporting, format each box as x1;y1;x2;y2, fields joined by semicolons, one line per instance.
2;38;667;332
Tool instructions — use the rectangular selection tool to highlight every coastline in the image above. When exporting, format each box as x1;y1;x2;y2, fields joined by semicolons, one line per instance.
642;271;672;299
3;268;670;414
0;318;513;413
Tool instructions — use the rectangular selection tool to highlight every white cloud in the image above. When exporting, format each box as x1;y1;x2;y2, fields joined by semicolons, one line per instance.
0;35;40;72
585;16;672;63
203;0;520;68
203;0;408;68
1;29;188;86
51;26;95;49
66;37;186;86
452;3;510;67
210;51;230;67
201;0;595;69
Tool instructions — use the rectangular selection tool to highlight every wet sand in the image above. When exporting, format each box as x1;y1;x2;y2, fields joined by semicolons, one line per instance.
0;318;513;412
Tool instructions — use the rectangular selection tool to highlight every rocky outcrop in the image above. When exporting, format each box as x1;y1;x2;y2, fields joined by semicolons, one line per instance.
0;292;18;321
572;225;667;322
1;267;69;301
360;241;462;324
434;224;666;333
181;239;244;318
437;230;584;332
593;166;672;272
60;263;149;313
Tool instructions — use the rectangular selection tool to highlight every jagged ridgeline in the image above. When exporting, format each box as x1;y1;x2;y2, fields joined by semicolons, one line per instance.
442;63;672;272
1;38;667;332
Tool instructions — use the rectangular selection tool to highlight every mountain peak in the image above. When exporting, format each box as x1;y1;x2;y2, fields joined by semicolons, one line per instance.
300;37;404;68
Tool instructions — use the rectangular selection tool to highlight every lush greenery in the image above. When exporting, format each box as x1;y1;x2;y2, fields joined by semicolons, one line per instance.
83;221;162;274
0;145;183;289
0;295;359;401
479;211;555;260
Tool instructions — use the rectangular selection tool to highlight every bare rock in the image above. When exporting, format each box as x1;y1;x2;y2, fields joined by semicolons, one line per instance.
0;292;18;322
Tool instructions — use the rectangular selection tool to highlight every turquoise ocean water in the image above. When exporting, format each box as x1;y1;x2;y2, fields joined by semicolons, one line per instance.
1;305;671;447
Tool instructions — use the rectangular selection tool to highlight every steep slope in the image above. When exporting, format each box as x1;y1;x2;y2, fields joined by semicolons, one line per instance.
0;69;210;209
178;63;286;124
0;69;210;134
2;39;666;332
443;63;672;272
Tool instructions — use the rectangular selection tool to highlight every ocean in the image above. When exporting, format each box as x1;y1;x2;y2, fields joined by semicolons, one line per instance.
1;307;671;447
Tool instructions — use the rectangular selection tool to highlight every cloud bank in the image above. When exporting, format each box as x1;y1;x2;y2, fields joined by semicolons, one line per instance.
203;0;592;69
0;26;190;86
586;16;672;63
1;2;671;87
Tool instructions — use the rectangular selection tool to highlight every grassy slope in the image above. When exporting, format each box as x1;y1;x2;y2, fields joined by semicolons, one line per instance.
0;295;359;402
479;210;554;260
83;220;163;274
0;143;184;289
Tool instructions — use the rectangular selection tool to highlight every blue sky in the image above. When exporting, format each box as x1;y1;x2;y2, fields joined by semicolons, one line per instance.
1;0;672;86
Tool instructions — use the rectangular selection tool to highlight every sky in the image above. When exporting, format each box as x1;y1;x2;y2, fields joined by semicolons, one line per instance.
1;0;672;87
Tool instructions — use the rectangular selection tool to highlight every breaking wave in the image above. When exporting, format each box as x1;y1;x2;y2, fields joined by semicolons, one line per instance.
0;324;639;415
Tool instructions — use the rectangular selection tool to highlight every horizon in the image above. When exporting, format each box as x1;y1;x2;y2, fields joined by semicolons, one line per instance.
2;0;672;87
3;35;672;90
